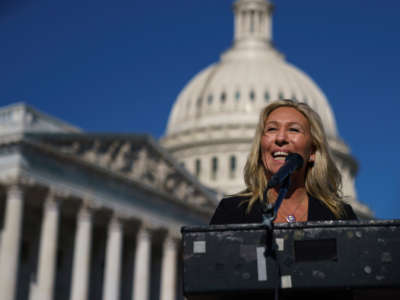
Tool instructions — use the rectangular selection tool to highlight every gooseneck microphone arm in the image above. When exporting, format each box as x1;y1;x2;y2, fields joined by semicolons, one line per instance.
262;176;291;227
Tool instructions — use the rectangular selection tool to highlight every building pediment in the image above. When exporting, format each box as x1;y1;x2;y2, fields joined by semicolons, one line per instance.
5;132;217;215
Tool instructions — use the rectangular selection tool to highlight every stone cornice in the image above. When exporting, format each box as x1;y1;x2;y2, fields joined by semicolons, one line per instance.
162;123;256;152
0;102;80;134
1;172;37;188
9;133;216;217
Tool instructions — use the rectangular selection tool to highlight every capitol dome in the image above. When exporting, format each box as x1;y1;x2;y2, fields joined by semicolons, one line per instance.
162;0;372;217
166;37;338;139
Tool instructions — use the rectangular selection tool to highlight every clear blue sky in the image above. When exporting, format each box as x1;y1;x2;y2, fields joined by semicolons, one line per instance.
1;0;399;219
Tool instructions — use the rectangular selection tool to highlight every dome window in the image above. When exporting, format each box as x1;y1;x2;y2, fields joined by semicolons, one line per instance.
235;91;240;101
291;94;297;102
208;94;213;105
229;155;236;179
278;92;284;100
264;91;270;101
220;92;227;103
249;90;255;101
195;159;201;178
211;156;218;180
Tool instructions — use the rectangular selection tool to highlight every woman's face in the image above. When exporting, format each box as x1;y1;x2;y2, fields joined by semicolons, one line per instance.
261;106;315;182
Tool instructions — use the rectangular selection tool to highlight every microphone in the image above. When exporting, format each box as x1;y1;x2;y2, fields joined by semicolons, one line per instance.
267;153;304;189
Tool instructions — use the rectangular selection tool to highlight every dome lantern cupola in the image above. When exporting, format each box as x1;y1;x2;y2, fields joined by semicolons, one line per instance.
233;0;274;49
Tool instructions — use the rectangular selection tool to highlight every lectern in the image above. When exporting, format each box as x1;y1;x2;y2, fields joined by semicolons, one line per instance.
182;220;400;300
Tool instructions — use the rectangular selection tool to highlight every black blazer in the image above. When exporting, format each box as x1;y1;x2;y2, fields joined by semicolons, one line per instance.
210;195;357;225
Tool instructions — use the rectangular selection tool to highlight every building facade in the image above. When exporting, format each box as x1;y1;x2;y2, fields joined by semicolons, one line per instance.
0;103;216;300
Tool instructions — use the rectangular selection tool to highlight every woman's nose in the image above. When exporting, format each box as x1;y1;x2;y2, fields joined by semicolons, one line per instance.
275;129;288;145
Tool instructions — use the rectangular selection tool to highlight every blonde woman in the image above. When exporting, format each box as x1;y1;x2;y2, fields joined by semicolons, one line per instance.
210;100;357;224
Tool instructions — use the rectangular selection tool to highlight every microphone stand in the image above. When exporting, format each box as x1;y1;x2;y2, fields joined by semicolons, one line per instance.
262;175;291;227
261;176;291;300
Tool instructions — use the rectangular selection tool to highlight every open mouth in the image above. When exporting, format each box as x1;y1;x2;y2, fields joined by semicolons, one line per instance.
272;151;289;161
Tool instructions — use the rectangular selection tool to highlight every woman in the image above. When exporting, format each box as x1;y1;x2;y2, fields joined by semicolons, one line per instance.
210;99;357;225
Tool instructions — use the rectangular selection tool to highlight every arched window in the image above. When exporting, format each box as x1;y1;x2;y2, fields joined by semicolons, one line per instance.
264;91;270;101
249;90;255;101
220;92;226;103
235;91;240;101
278;91;284;100
229;155;236;179
211;156;218;180
195;159;201;178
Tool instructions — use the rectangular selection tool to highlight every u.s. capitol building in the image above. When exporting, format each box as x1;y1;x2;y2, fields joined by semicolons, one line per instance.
0;1;372;300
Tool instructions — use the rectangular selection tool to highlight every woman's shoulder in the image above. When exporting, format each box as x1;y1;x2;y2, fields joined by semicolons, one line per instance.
218;195;249;207
308;196;358;221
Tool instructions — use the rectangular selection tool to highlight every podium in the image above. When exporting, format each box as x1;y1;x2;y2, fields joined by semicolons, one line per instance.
182;220;400;299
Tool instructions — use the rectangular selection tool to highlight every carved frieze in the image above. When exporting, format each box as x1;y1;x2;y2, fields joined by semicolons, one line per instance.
39;137;214;211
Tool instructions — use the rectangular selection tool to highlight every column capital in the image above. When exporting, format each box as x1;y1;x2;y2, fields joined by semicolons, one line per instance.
45;190;64;208
108;214;123;232
136;224;153;241
6;183;24;196
77;203;93;222
138;220;155;231
164;229;180;241
3;173;36;188
81;196;103;211
47;186;72;200
163;233;179;251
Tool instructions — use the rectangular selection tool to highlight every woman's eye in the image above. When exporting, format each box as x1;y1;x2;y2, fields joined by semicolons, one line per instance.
266;127;276;132
289;127;300;132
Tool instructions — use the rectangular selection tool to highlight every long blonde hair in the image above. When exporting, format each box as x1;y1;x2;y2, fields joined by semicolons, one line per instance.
240;99;345;218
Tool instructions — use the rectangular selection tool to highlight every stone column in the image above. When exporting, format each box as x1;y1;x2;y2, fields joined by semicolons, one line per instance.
30;193;60;300
70;205;92;300
132;226;151;300
160;234;178;300
245;11;250;36
102;216;123;300
0;185;24;300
